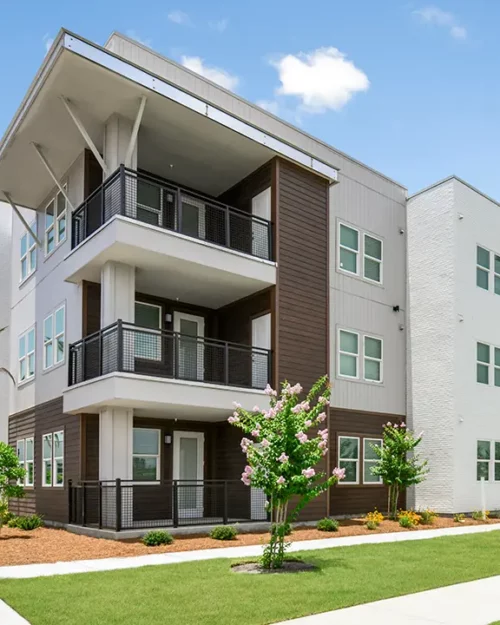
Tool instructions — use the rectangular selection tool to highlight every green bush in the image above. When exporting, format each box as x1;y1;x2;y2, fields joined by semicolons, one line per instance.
283;522;292;536
142;530;174;546
419;509;438;525
316;518;339;532
8;515;43;530
472;510;489;521
365;520;378;530
398;515;416;529
0;500;14;526
454;513;465;523
210;525;238;541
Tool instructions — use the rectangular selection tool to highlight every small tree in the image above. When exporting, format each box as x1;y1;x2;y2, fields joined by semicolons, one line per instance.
0;442;25;528
230;376;345;569
371;422;428;519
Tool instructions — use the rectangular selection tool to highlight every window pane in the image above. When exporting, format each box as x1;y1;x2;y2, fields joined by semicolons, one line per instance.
340;354;357;377
27;463;34;485
339;248;357;273
477;343;490;363
477;461;489;481
133;457;158;481
495;276;500;296
365;359;381;381
495;463;500;482
43;435;52;459
44;316;53;342
19;359;26;381
495;349;500;367
339;460;357;482
55;308;64;335
135;303;161;329
477;440;491;460
20;234;27;257
56;192;66;217
364;461;380;483
364;439;381;460
137;180;161;209
495;256;500;274
55;459;64;485
21;258;27;280
477;246;490;269
364;257;381;282
477;364;489;384
477;268;489;290
56;335;64;363
340;225;358;250
29;248;36;271
28;354;35;377
133;428;159;455
339;437;359;459
58;215;66;241
28;329;35;353
28;230;35;248
26;439;34;461
54;432;64;457
46;227;55;253
365;337;382;359
495;368;500;388
19;335;26;358
340;331;358;354
496;442;500;461
365;235;382;260
45;460;52;485
46;201;54;227
17;441;24;462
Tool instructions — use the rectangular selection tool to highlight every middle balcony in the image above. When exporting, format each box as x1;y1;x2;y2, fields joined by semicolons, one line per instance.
64;166;276;308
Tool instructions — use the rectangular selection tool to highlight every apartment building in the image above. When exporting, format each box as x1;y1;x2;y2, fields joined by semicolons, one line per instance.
408;177;500;514
0;29;406;531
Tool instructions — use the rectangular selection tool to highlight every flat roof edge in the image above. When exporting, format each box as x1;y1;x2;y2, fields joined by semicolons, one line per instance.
409;175;500;208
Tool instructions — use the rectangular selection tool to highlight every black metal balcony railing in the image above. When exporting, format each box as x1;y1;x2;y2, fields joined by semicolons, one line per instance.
68;479;269;531
68;320;271;390
71;166;273;260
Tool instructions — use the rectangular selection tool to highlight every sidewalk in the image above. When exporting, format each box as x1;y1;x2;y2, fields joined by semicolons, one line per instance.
274;575;500;624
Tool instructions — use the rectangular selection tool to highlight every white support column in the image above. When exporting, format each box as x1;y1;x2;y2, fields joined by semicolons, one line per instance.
104;114;137;174
100;262;135;327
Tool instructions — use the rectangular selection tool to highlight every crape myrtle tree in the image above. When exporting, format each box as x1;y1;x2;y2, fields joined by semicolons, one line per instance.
0;441;25;528
370;422;428;519
229;375;345;569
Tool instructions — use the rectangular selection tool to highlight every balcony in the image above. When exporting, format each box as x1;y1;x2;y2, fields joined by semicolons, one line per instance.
63;321;271;416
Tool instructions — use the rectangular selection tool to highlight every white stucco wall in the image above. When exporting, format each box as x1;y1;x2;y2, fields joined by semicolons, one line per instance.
0;204;12;441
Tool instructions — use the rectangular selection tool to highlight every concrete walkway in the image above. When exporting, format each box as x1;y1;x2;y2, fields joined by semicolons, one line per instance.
274;575;500;624
0;522;498;579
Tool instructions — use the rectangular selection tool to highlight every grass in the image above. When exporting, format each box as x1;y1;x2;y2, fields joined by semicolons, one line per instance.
2;532;500;625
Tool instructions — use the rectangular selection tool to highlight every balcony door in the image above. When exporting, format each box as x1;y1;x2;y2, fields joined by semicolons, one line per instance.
134;301;162;362
251;187;271;258
251;313;270;389
173;431;204;519
173;312;205;382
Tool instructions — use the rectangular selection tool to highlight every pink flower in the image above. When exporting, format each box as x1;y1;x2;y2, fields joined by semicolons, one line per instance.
289;383;303;395
305;419;312;427
275;400;284;411
318;396;328;405
291;405;302;414
265;408;277;419
295;431;308;444
276;476;286;485
264;384;277;397
261;438;270;448
393;423;399;428
240;437;252;453
318;429;328;440
278;452;289;463
317;412;327;422
332;467;346;480
386;421;392;427
251;429;260;438
301;401;310;411
244;465;253;475
232;402;241;409
302;467;316;479
228;415;239;424
252;405;260;412
400;422;406;428
241;473;251;485
322;449;328;456
318;439;327;450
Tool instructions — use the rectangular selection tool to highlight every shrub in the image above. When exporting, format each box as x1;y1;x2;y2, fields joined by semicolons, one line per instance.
397;510;421;528
419;509;438;525
316;518;339;532
488;511;500;519
365;520;378;530
210;525;238;541
0;500;14;525
454;513;466;523
365;509;384;527
142;530;174;546
472;510;489;521
8;515;43;531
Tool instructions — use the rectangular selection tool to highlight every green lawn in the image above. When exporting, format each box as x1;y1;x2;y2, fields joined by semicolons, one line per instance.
2;532;500;625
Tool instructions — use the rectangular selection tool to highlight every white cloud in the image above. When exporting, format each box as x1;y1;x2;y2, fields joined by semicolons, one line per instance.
269;47;369;113
413;6;467;39
125;30;152;47
181;56;239;91
42;33;54;53
209;18;229;33
256;100;280;115
168;10;191;26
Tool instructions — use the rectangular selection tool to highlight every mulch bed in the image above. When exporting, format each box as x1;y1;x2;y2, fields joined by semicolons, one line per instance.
0;517;498;567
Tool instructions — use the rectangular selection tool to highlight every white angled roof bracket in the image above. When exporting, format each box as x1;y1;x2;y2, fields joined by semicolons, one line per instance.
31;142;75;211
125;95;147;168
60;95;109;176
2;191;42;247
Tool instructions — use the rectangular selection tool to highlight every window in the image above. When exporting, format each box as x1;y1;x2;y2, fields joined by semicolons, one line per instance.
16;440;24;485
133;428;160;481
20;221;37;282
477;246;490;290
476;440;500;482
339;224;359;275
43;433;52;486
43;305;65;369
364;234;383;283
338;330;359;378
364;438;382;483
18;438;35;487
476;342;500;386
18;327;35;384
338;436;360;484
364;336;383;383
134;301;162;361
45;187;67;255
42;431;64;487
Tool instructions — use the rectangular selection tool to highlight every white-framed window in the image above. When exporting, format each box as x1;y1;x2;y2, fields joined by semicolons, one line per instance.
16;439;24;485
42;431;64;487
338;223;359;276
364;336;383;383
476;246;490;291
476;440;500;482
133;428;161;481
338;329;359;379
45;186;67;255
20;221;37;283
338;436;360;484
476;341;500;387
25;437;34;487
363;234;383;283
43;304;66;369
42;433;52;486
18;326;35;384
363;438;382;484
134;301;162;361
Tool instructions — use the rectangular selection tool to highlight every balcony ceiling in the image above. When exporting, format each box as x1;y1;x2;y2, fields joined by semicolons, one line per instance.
0;46;275;210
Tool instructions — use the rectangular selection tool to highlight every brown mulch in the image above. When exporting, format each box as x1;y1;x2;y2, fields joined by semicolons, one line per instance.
0;516;498;567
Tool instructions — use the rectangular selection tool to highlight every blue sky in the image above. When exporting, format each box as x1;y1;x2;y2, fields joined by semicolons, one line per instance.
0;0;498;196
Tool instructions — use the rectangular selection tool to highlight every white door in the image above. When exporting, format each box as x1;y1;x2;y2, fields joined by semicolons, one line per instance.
251;187;271;258
173;312;205;381
173;431;204;519
251;313;271;389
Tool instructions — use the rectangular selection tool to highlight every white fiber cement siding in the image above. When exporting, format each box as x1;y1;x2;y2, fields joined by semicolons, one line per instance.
0;205;12;441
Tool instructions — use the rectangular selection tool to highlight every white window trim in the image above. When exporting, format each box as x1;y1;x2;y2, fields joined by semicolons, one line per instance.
363;335;383;384
363;233;383;284
338;328;360;380
42;433;53;487
363;438;383;485
53;430;64;487
20;220;37;284
494;253;500;296
17;439;25;486
477;245;490;292
44;185;67;257
43;304;66;370
18;325;36;386
25;437;34;487
477;440;500;483
338;435;360;485
338;222;360;277
132;427;161;482
476;341;500;387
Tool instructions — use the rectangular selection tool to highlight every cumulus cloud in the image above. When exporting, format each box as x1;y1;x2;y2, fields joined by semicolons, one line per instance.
168;10;192;26
413;6;467;39
209;18;229;33
181;56;239;91
269;47;369;113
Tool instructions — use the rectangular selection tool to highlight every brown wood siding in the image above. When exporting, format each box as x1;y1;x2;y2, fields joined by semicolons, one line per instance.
329;408;406;515
276;158;329;521
8;410;36;516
